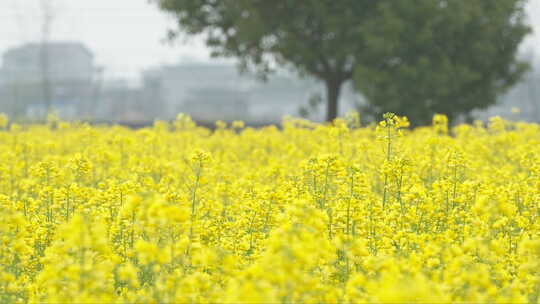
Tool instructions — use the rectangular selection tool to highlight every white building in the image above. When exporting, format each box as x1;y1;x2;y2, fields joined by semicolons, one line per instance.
0;41;99;118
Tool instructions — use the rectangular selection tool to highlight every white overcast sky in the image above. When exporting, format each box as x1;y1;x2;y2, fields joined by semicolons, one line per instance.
1;0;540;80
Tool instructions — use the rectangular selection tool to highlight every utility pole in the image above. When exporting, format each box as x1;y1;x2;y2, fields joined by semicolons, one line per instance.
92;66;105;120
526;72;540;123
524;50;540;123
40;0;55;119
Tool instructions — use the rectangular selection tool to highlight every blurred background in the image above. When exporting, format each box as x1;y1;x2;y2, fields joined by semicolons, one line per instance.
0;0;539;125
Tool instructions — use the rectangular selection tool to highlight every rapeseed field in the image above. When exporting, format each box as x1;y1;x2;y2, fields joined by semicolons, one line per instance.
0;112;539;303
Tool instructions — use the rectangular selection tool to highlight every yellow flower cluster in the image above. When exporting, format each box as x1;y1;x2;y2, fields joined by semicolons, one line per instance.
0;112;539;303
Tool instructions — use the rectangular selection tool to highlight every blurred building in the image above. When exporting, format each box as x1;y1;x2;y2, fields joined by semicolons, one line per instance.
182;87;249;121
143;63;253;121
0;42;359;123
143;62;358;123
0;42;99;119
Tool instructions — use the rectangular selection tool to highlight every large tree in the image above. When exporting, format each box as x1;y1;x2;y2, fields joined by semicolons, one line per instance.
155;0;530;123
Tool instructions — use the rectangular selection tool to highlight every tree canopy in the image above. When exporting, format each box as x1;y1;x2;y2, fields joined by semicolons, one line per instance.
355;0;530;125
155;0;530;124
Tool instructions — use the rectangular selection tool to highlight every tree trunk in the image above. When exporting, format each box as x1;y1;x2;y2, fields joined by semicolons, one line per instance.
325;79;343;122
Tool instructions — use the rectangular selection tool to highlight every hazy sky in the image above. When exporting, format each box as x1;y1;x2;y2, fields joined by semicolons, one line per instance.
1;0;540;80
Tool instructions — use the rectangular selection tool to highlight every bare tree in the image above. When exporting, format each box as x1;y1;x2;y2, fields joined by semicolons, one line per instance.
3;0;27;117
